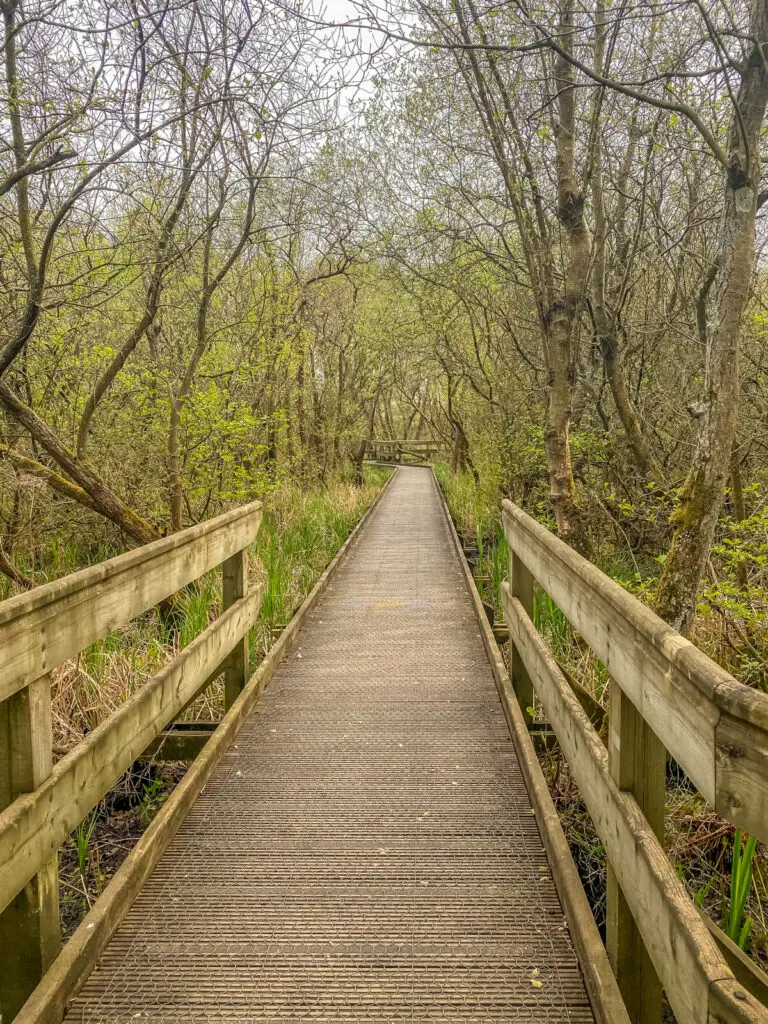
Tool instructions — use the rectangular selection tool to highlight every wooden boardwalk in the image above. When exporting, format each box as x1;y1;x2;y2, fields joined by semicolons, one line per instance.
65;467;593;1023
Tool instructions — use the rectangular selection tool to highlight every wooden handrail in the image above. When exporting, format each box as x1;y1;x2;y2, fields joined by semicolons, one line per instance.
364;440;442;464
0;502;263;1021
502;500;768;840
1;502;262;702
365;440;441;452
501;499;768;1024
0;588;263;917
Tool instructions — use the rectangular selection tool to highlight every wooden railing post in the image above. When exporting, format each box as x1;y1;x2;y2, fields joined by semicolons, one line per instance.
509;548;535;728
222;549;249;711
606;685;666;1024
0;676;61;1020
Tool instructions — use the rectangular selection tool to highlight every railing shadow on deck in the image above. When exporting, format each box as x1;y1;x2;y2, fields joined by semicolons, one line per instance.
501;499;768;1024
0;502;263;1020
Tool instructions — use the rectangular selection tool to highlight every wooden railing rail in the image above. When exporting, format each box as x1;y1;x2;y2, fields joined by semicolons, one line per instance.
365;439;443;464
501;499;768;1024
365;439;441;450
0;502;262;1021
367;438;439;446
501;501;768;837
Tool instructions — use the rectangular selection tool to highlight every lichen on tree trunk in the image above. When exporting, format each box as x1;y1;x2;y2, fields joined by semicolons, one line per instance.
655;15;768;633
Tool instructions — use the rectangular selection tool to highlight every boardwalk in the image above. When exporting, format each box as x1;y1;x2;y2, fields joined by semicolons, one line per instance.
65;467;593;1023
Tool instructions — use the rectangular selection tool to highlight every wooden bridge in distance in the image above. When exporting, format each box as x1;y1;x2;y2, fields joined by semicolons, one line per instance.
364;437;443;463
1;466;768;1023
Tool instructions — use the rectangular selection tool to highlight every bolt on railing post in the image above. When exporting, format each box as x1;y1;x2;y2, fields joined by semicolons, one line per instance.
0;675;61;1020
222;549;249;711
606;684;666;1024
509;548;535;728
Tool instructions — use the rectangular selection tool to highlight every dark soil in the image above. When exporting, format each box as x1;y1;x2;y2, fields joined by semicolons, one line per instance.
58;760;186;939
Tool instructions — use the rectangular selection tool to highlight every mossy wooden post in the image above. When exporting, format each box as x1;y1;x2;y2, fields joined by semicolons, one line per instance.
222;549;249;710
0;676;61;1021
509;549;535;727
606;684;666;1024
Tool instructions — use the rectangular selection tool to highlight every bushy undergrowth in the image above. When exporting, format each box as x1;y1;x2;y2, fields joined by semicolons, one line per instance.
436;463;768;972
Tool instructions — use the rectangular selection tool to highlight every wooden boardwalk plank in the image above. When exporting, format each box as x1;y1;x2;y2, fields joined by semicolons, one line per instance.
64;467;594;1023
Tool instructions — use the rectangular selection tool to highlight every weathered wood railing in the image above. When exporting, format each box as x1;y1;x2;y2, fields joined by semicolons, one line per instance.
0;502;263;1021
365;438;441;462
501;499;768;1024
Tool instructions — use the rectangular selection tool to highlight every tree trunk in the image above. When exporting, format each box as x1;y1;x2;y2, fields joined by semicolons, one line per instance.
541;1;592;552
590;93;663;485
167;398;184;532
450;417;478;481
655;14;768;632
0;383;160;545
543;314;583;545
296;349;307;470
165;178;257;527
601;332;663;483
730;445;749;590
354;389;379;487
0;540;33;589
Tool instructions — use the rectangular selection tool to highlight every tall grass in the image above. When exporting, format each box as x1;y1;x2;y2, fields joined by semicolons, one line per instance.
75;811;98;877
726;830;758;950
249;467;390;656
434;462;500;540
434;463;509;610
